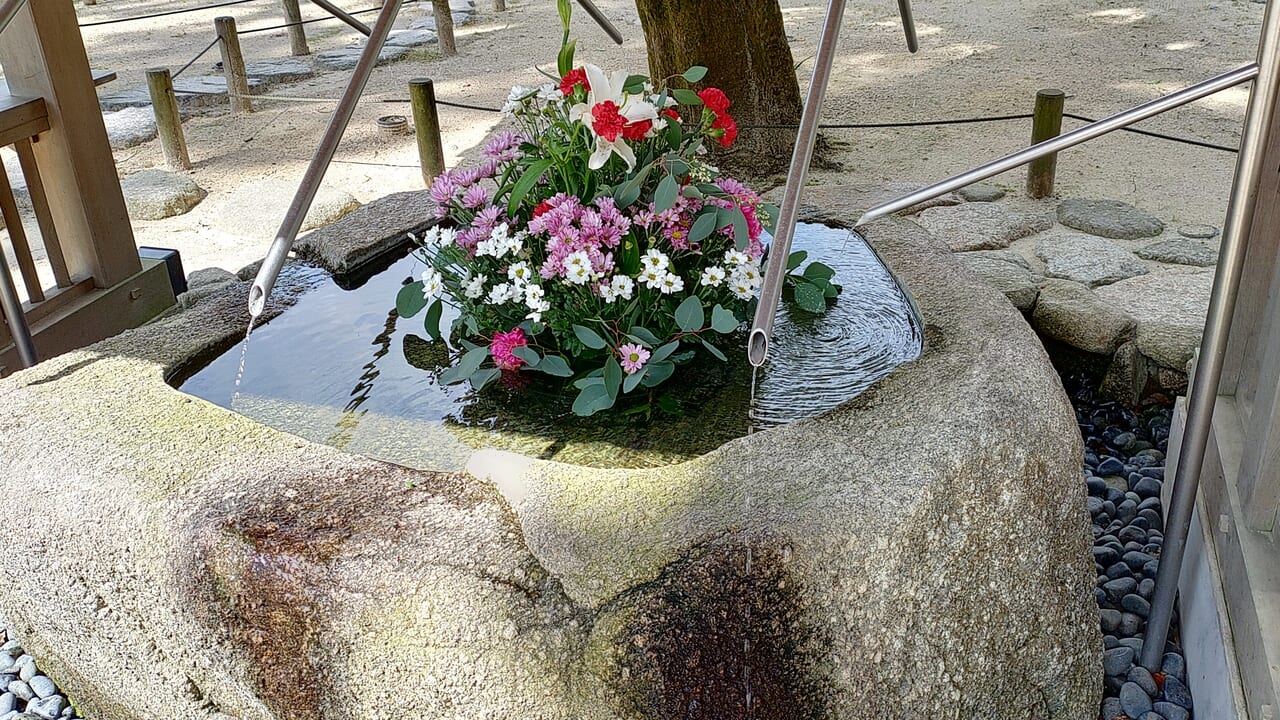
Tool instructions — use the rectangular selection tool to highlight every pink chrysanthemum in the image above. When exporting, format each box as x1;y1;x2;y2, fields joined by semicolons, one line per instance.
618;343;651;374
491;328;528;371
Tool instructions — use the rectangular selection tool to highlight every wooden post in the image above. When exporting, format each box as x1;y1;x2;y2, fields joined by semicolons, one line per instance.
0;0;141;289
215;16;253;114
281;0;310;56
495;0;506;10
145;68;192;170
410;79;446;186
14;139;72;289
0;164;44;303
1026;88;1065;199
432;0;456;57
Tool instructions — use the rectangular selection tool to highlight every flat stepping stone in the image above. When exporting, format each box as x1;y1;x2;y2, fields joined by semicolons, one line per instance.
103;106;156;149
207;176;360;239
916;202;1053;252
1032;279;1136;355
244;58;315;85
956;183;1006;202
1095;271;1214;370
1136;238;1217;267
99;75;266;111
1057;198;1165;239
120;169;206;221
1036;233;1149;287
1178;223;1218;239
386;28;439;47
960;248;1030;270
316;44;412;71
957;253;1039;311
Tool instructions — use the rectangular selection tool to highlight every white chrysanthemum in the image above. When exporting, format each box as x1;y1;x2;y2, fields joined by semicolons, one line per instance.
421;268;443;300
563;251;594;285
658;273;685;295
598;282;617;302
641;249;670;271
610;274;635;300
436;227;457;247
508;261;533;286
524;284;550;322
732;263;763;289
488;282;518;305
639;267;665;289
464;273;487;299
536;84;559;105
730;278;756;300
724;250;749;266
700;266;726;287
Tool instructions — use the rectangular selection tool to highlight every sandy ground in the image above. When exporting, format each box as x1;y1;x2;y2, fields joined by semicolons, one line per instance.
5;0;1268;286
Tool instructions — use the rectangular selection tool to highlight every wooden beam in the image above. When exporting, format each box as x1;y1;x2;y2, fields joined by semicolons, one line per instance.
14;139;72;289
0;157;44;302
0;0;140;289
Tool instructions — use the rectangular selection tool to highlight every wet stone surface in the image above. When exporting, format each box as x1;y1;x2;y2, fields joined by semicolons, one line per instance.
1064;375;1195;720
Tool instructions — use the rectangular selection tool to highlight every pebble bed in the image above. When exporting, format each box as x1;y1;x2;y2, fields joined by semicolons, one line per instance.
1066;375;1196;720
0;625;78;720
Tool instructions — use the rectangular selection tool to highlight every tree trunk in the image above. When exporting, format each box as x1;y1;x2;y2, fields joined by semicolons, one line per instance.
635;0;802;177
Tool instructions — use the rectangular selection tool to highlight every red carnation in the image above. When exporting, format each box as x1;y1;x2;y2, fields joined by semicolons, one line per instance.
591;101;628;142
697;87;731;115
713;113;738;147
559;68;590;96
621;119;653;142
533;200;554;218
662;107;681;122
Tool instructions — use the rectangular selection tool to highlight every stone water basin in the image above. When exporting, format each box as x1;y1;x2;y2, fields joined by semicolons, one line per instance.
0;190;1101;720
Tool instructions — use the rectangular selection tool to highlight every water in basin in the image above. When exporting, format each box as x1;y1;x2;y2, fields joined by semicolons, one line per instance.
178;223;922;469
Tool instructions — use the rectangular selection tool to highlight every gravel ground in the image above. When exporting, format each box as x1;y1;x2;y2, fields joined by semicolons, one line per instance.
1065;374;1196;720
0;624;78;720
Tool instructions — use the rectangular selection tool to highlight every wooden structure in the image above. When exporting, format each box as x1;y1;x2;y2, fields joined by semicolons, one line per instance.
0;0;176;374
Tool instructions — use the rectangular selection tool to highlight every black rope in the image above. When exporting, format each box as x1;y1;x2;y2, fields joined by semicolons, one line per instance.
740;113;1036;130
172;35;221;79
1062;112;1239;153
237;5;382;34
78;0;259;27
434;98;505;112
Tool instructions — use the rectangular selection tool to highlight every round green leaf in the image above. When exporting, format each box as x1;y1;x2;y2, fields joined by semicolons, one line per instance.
641;361;675;387
710;305;739;334
535;354;574;377
794;281;827;313
682;66;708;83
654;174;679;213
572;383;614;416
674;296;704;333
396;281;428;318
512;346;541;367
422;299;444;341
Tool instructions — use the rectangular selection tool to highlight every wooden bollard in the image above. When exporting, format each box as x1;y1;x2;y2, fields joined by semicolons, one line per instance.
281;0;310;56
1026;88;1065;199
410;78;446;186
495;0;506;10
431;0;457;57
214;16;254;114
145;68;191;170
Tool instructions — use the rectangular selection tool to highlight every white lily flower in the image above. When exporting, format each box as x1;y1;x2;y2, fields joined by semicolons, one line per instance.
569;64;658;171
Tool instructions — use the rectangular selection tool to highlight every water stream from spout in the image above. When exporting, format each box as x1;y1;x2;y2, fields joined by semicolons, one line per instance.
231;317;259;408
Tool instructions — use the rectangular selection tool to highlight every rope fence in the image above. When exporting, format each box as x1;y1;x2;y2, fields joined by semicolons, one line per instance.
78;0;259;28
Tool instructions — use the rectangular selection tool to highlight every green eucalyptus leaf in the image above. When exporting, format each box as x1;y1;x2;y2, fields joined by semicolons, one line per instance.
623;74;649;93
572;383;614;416
682;66;708;83
648;340;681;365
794;281;827;313
654;174;679;213
603;357;623;402
508;159;555;216
396;281;428;318
673;88;702;106
681;185;703;199
423;299;444;341
825;282;841;298
761;203;781;235
512;346;541;367
802;262;836;282
454;346;491;379
641;361;675;387
535;354;573;377
786;250;808;271
627;326;661;346
732;207;750;250
665;120;682;150
622;364;647;393
674;295;704;332
689;211;720;245
573;376;604;390
700;339;728;362
573;324;607;349
711;305;739;334
470;368;501;391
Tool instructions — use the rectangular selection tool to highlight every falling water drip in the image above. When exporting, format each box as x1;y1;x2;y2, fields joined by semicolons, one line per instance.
747;364;760;435
231;316;259;408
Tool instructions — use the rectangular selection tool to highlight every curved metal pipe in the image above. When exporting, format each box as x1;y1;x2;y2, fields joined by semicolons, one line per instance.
575;0;623;45
249;1;401;318
748;0;850;368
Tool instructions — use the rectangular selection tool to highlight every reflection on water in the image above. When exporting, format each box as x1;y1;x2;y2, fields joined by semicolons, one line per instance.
179;224;922;470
